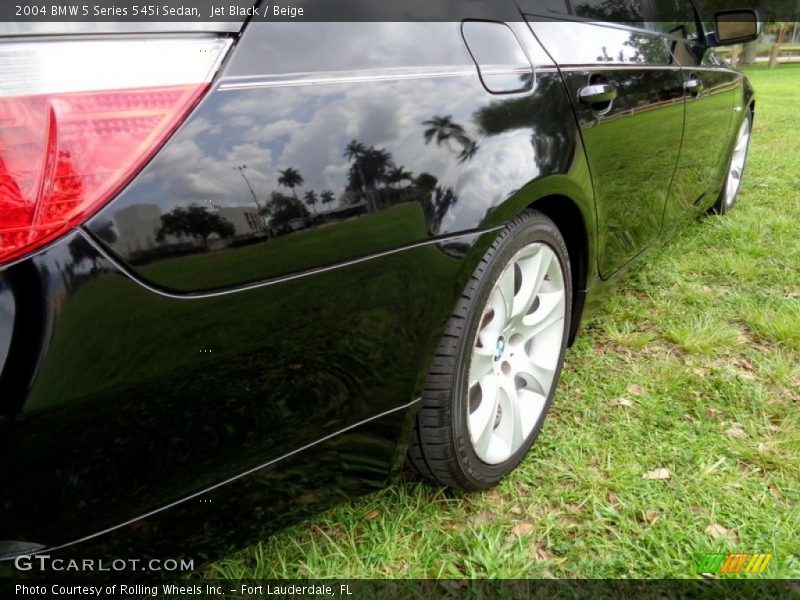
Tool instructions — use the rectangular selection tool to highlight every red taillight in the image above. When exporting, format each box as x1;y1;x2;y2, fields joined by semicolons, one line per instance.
0;37;231;266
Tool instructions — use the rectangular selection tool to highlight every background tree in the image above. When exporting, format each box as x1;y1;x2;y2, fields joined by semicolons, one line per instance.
423;115;468;148
432;185;458;227
414;172;438;192
572;0;642;22
422;115;478;163
156;206;235;247
387;165;413;188
343;141;395;211
343;140;368;205
278;167;304;198
264;191;310;232
344;140;368;163
320;190;336;208
303;190;319;215
92;221;118;245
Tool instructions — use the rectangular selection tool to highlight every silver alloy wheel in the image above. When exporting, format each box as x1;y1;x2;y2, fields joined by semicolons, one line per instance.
724;117;751;208
466;242;566;465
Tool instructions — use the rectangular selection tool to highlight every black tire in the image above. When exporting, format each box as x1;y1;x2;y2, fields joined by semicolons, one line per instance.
711;109;753;215
407;209;572;490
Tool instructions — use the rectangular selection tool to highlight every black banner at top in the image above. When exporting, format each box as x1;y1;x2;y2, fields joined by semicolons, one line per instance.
0;0;797;23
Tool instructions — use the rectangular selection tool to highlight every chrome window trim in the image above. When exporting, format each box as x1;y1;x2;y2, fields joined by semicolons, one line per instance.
217;65;534;91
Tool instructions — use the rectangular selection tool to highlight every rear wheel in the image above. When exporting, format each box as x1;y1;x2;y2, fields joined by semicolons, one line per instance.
712;110;752;214
407;210;572;490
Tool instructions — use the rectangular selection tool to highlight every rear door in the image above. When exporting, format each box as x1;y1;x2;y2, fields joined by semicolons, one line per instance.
524;1;685;278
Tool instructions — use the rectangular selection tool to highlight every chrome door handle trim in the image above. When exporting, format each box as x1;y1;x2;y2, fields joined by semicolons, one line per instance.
684;78;704;93
578;83;618;105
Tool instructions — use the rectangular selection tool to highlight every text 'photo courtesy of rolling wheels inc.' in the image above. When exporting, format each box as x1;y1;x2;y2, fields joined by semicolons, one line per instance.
0;0;798;598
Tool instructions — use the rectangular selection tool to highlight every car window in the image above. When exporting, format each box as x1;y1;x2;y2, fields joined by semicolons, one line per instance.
571;0;644;26
644;0;703;65
649;0;699;39
533;0;570;16
526;19;672;66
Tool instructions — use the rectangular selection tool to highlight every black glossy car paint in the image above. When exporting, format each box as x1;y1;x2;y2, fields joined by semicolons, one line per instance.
85;21;590;293
0;7;754;563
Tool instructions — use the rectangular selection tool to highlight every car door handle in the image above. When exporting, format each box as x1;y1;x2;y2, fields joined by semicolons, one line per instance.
578;83;618;105
684;78;704;94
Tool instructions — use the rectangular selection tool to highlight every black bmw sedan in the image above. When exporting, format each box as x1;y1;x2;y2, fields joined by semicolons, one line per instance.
0;2;756;565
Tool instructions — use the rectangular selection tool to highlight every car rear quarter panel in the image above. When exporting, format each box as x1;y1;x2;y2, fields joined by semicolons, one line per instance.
85;22;595;295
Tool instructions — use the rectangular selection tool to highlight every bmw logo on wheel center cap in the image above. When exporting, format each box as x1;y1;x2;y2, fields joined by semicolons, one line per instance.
494;337;505;360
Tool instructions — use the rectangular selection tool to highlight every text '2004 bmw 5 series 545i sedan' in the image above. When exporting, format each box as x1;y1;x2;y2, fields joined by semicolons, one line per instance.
0;2;756;565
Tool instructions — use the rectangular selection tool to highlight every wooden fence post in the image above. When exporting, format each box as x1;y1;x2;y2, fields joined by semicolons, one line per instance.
770;25;787;69
730;44;741;67
769;44;781;68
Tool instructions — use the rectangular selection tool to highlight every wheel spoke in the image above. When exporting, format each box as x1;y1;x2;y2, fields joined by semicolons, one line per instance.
725;119;749;209
511;251;542;318
529;357;557;395
509;352;553;396
486;288;508;333
517;247;555;317
475;287;507;356
495;264;516;322
517;290;565;341
516;388;547;437
468;350;494;386
499;380;525;452
530;247;555;299
734;120;749;152
469;375;500;455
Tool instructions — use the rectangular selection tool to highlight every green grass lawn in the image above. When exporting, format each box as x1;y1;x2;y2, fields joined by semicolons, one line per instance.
207;65;800;579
